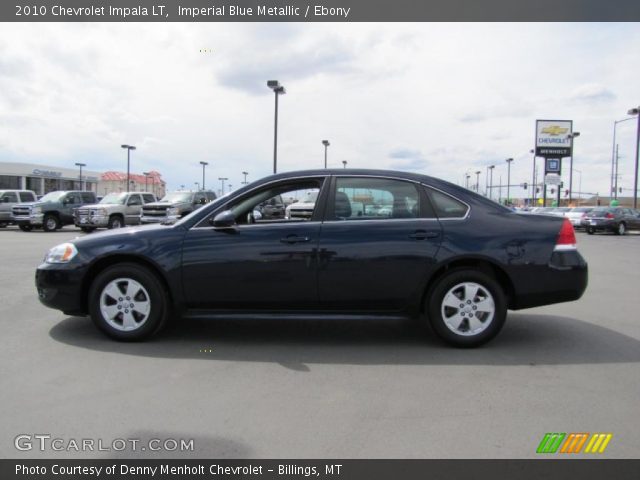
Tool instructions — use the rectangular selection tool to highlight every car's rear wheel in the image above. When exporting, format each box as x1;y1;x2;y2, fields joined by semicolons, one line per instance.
427;268;506;347
43;214;60;232
108;215;123;229
89;263;169;341
615;222;626;235
18;224;32;232
587;227;594;235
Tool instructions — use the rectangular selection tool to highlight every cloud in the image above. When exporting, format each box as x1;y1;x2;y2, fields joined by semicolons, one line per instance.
388;148;430;171
570;83;616;103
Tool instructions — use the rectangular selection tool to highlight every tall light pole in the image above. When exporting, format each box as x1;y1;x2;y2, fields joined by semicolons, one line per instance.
568;132;580;204
218;177;228;195
628;106;640;209
242;171;249;185
475;171;481;192
530;149;536;206
611;117;635;199
121;145;136;191
199;161;208;190
194;182;199;191
75;162;86;191
488;165;495;200
342;160;347;169
465;174;470;189
143;171;150;192
322;140;330;168
267;80;286;174
505;158;514;205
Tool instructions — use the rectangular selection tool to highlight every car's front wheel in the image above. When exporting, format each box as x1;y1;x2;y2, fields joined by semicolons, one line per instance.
427;268;507;347
615;222;626;235
108;215;123;229
43;214;60;232
89;263;169;341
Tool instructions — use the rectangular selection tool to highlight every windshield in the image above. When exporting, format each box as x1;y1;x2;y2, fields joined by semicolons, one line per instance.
160;192;192;203
99;193;127;205
39;191;66;203
586;209;610;217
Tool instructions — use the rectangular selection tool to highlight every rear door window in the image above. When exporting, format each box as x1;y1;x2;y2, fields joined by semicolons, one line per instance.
427;188;469;219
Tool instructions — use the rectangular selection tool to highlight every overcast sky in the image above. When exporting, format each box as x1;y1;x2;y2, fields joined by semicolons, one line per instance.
0;22;639;197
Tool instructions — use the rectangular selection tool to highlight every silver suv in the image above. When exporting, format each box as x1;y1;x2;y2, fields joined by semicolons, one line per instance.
74;192;157;232
0;190;37;227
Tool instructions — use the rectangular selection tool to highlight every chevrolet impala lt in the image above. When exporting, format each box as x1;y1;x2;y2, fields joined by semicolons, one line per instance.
36;169;588;347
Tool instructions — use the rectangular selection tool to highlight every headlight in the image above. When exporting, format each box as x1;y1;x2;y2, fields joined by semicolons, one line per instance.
45;243;78;264
167;207;179;216
97;208;108;216
32;206;42;214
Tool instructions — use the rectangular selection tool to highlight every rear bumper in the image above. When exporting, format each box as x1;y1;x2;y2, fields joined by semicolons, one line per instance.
35;263;87;316
580;220;615;231
509;250;588;310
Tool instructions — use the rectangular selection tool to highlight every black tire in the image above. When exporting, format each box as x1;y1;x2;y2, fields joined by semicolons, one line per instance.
0;222;7;228
42;214;60;232
426;268;507;347
80;227;96;233
107;215;123;229
615;222;626;236
89;263;169;341
18;224;32;232
587;228;594;235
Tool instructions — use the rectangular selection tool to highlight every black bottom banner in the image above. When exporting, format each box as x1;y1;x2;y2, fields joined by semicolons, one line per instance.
2;459;639;480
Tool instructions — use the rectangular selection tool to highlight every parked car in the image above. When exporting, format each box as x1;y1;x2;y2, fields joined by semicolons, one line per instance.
565;206;594;229
256;194;285;220
13;190;97;232
74;192;157;232
36;169;587;347
285;191;318;220
0;190;37;227
140;191;216;224
580;207;640;235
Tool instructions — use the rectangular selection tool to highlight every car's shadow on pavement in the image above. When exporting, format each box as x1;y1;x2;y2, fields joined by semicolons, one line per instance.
49;313;640;369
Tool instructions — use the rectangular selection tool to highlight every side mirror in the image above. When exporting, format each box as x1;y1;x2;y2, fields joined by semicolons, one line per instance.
210;210;236;228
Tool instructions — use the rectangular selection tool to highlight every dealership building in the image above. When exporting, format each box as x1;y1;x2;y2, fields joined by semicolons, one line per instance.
0;162;166;197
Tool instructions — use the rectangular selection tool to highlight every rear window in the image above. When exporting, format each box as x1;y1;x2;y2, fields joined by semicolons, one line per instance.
586;209;611;217
427;188;468;219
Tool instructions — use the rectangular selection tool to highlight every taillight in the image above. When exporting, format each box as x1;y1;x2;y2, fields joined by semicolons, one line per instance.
605;213;615;219
555;218;577;251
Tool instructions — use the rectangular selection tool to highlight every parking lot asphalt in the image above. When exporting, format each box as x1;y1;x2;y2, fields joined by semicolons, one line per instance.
1;226;639;459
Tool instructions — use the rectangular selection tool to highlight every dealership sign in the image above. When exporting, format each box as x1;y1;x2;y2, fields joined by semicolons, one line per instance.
535;120;573;158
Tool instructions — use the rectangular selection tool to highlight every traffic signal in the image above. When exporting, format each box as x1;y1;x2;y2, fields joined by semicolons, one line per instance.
550;188;555;194
523;182;528;190
565;189;569;197
536;187;540;193
619;187;622;193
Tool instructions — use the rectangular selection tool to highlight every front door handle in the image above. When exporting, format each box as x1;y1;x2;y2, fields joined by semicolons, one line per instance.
408;230;439;240
280;235;311;244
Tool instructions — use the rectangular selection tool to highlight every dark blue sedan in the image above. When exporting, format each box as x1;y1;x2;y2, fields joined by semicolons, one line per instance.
36;169;588;347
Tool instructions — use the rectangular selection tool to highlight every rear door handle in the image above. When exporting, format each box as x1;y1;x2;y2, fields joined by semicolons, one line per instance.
280;235;311;244
409;230;439;240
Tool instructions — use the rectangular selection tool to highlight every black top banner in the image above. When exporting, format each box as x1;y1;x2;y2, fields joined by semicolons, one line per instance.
4;0;640;22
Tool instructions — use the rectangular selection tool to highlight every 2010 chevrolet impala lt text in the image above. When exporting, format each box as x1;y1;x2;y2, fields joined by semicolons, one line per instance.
35;169;588;347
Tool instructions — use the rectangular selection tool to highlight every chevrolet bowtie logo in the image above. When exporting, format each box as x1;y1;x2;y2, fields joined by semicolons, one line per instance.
541;126;569;136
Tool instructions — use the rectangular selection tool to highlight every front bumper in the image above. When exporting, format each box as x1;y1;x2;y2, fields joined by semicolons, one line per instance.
13;214;43;226
141;215;178;224
35;263;87;316
75;214;109;227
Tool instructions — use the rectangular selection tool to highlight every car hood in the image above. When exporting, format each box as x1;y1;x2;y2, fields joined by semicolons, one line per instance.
78;203;116;209
72;223;175;245
14;202;46;208
143;201;181;208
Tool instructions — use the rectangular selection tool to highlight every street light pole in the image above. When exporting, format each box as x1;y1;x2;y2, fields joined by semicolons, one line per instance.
465;174;470;189
568;132;580;204
488;165;495;199
121;145;136;191
267;80;286;174
628;106;640;209
505;158;514;205
322;140;330;168
143;171;150;192
342;160;347;169
199;161;208;190
530;149;536;206
611;117;635;199
218;177;228;195
74;162;86;191
242;171;249;185
475;170;481;192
